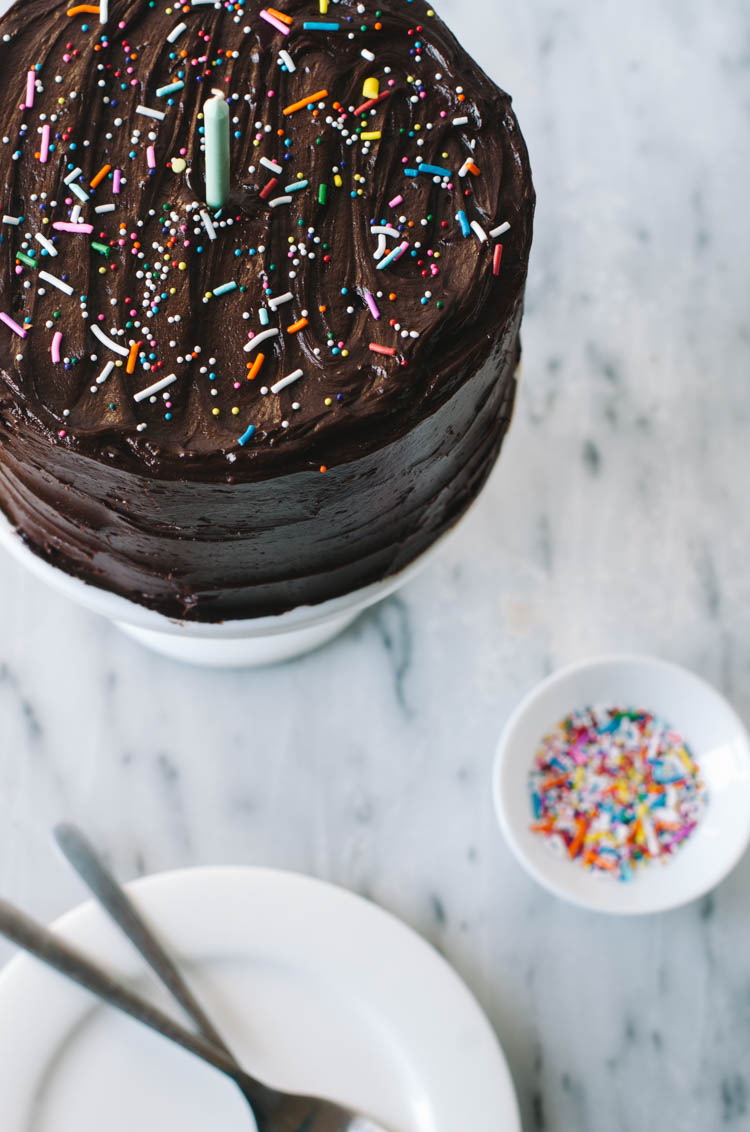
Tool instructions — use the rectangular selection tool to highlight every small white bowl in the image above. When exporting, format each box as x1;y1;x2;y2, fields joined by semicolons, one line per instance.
0;508;450;668
493;654;750;915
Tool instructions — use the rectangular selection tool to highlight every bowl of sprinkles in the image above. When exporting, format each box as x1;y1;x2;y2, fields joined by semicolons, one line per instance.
494;655;750;914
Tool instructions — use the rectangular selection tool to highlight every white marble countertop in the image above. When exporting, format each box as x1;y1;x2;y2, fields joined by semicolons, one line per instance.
1;1;749;1128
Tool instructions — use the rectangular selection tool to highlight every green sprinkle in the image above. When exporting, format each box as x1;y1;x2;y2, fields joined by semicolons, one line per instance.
16;251;37;268
91;241;110;256
318;183;327;204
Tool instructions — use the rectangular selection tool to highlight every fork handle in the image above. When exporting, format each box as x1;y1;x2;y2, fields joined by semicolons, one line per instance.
0;897;277;1108
53;823;234;1060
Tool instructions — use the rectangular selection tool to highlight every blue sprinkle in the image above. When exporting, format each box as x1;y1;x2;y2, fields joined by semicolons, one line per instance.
419;163;452;178
238;424;256;446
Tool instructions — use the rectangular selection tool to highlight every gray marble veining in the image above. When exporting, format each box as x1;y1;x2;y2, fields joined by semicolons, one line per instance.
1;1;750;1129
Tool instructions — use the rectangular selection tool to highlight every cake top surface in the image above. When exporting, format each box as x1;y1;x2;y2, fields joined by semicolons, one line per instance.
0;0;533;477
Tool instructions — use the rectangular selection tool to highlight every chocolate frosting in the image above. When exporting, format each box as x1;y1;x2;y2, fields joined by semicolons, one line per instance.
0;0;534;619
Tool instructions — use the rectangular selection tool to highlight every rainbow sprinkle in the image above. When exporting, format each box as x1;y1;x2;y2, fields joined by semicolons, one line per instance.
528;706;706;881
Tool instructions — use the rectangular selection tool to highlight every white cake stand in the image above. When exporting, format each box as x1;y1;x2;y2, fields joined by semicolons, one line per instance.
0;508;451;667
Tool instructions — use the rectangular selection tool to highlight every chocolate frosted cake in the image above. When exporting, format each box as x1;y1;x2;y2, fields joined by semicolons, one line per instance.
0;0;534;621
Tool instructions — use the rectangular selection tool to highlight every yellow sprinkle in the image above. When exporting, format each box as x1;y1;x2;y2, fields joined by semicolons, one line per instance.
361;131;381;141
178;262;187;270
212;407;220;416
319;0;328;11
231;406;239;415
98;266;106;274
333;173;342;187
324;397;332;406
171;157;186;174
678;748;696;774
341;348;349;357
362;77;379;100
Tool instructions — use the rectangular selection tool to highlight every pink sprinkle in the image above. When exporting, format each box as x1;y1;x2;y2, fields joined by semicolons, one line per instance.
147;145;156;170
39;123;50;164
389;194;403;208
259;9;290;35
53;222;94;233
51;330;62;364
25;69;35;109
113;168;121;193
394;240;409;261
0;312;27;338
364;291;380;320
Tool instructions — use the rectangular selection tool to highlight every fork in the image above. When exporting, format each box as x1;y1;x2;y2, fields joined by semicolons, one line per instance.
0;833;393;1132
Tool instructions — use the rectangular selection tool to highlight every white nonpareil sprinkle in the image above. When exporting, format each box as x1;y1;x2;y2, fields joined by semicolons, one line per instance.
2;215;20;225
489;220;511;238
260;156;283;174
268;195;292;208
279;49;295;72
271;368;303;394
453;115;469;125
470;220;488;243
94;203;117;214
134;373;177;402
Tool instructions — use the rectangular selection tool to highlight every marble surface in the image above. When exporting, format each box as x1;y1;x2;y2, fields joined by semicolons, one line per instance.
1;0;749;1129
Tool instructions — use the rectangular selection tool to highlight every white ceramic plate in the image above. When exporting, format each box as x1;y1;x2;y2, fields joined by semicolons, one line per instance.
494;654;750;915
0;867;520;1132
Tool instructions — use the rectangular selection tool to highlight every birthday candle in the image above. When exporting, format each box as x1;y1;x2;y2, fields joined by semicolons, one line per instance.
203;89;229;210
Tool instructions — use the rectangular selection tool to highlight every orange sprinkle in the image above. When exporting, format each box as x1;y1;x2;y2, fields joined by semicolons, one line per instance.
90;164;111;188
318;304;327;313
283;89;328;115
126;340;141;375
66;3;99;13
540;774;568;791
266;6;292;23
530;820;555;835
568;817;588;858
319;465;327;473
246;352;264;380
287;317;308;333
466;161;480;176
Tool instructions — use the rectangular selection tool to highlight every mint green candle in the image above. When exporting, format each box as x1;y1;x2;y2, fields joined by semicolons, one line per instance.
203;88;229;209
